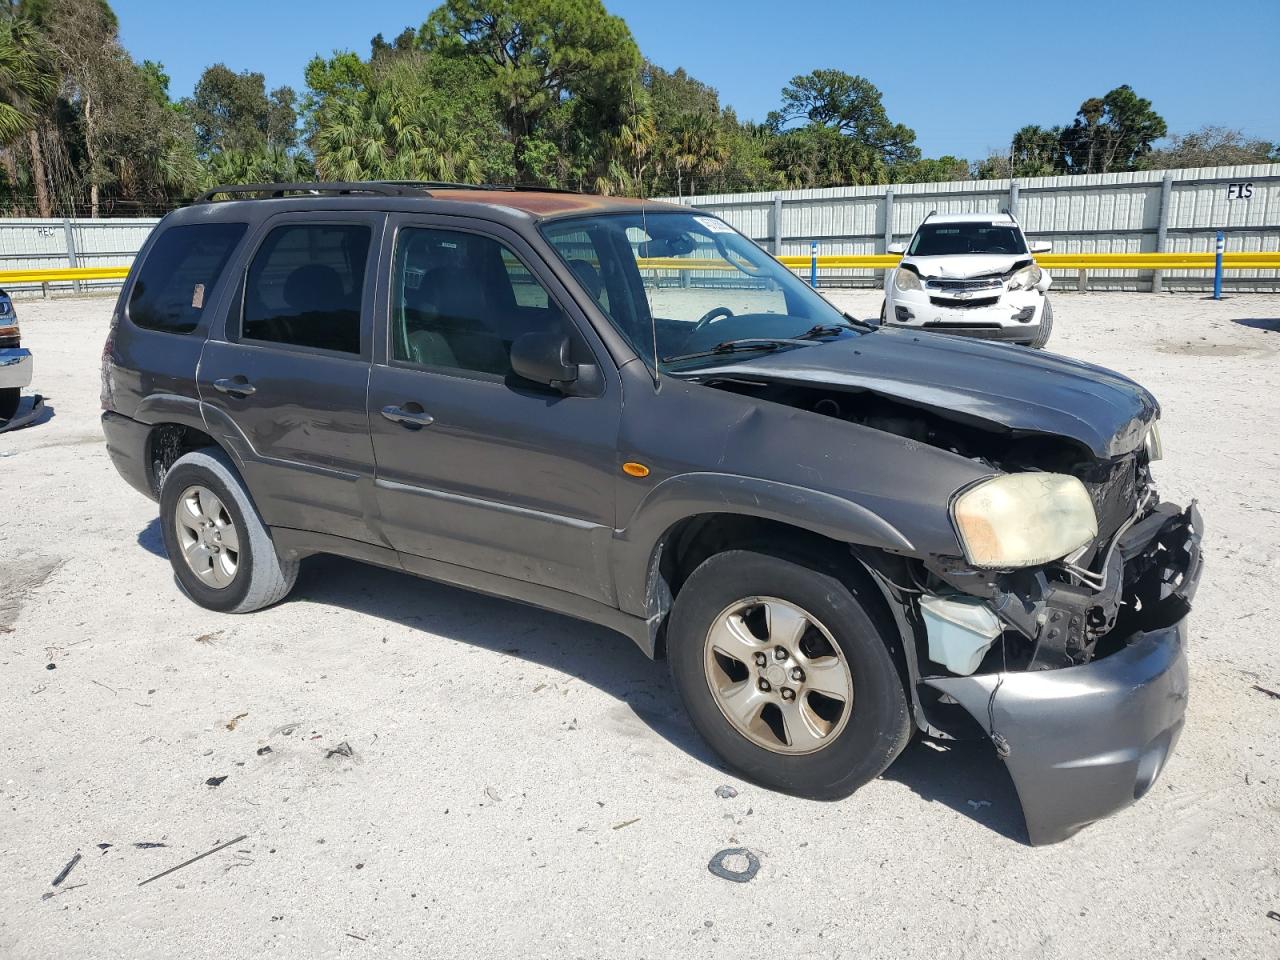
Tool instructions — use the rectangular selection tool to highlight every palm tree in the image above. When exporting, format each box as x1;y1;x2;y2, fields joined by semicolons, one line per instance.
0;16;55;215
669;112;727;198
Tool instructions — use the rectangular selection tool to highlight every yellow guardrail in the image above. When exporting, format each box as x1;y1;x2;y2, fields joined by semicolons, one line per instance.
0;252;1277;288
0;266;130;284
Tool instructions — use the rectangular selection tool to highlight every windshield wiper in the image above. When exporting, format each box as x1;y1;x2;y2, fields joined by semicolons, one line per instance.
662;337;815;365
840;312;880;332
795;323;851;339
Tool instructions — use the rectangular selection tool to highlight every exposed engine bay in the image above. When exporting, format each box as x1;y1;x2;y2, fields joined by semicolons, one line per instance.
702;376;1200;677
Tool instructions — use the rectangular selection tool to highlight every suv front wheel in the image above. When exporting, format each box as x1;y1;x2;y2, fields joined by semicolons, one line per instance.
159;448;299;613
667;549;912;798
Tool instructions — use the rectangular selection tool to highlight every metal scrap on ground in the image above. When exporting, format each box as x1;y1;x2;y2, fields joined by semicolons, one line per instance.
137;835;249;887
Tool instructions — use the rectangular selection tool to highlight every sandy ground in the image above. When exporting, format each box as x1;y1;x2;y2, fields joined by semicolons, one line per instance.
1;290;1279;959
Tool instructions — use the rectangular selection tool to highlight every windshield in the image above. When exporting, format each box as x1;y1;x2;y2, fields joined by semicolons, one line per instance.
908;222;1027;257
540;211;855;372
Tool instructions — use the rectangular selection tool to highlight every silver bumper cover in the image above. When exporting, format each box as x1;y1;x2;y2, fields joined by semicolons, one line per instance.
0;348;32;390
925;503;1202;844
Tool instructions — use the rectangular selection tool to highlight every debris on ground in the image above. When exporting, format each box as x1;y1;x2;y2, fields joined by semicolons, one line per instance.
40;882;85;901
45;663;55;671
707;847;760;883
225;712;249;731
714;785;739;799
1267;910;1280;922
1252;684;1280;701
270;721;303;736
51;851;81;886
137;834;249;887
325;741;354;760
256;746;273;756
133;842;167;849
193;631;222;645
205;775;228;787
483;786;502;803
612;818;640;830
967;799;992;810
96;843;112;851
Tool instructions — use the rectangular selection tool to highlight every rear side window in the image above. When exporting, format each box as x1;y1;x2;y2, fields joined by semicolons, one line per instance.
128;222;246;334
241;223;371;355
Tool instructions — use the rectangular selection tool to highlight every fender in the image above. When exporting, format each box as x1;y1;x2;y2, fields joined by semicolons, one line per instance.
611;470;916;619
134;393;205;430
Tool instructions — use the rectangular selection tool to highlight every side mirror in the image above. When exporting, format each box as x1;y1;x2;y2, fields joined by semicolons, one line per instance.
511;331;599;396
887;242;906;254
1029;241;1053;254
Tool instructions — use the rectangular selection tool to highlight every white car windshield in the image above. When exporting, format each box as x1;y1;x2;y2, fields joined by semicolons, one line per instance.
909;223;1027;257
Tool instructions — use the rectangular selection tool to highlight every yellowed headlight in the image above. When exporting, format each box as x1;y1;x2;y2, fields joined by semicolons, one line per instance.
952;473;1098;569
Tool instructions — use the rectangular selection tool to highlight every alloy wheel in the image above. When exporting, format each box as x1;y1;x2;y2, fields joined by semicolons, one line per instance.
702;596;854;754
174;484;240;588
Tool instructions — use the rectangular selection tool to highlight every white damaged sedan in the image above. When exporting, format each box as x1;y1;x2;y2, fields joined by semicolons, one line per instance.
883;212;1054;348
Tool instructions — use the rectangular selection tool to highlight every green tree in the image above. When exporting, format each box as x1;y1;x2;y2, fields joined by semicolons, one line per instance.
185;64;297;156
1139;125;1277;170
419;0;640;179
0;13;54;215
1060;85;1166;174
768;68;919;167
305;47;513;184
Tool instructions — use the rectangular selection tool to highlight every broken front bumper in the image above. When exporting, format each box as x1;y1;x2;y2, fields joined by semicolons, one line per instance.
925;503;1203;845
0;347;32;390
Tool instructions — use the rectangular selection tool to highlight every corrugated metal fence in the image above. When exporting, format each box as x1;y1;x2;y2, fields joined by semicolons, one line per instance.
2;163;1277;296
661;162;1280;290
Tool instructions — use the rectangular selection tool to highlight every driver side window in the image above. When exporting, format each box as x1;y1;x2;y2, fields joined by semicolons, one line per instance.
390;227;580;380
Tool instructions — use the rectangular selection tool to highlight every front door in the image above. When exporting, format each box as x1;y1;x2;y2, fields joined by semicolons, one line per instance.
367;216;621;604
199;213;383;544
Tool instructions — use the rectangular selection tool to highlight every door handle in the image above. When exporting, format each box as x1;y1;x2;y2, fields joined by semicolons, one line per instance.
213;377;256;397
381;404;434;428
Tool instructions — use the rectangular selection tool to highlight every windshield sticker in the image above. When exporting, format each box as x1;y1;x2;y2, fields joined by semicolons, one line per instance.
695;216;735;235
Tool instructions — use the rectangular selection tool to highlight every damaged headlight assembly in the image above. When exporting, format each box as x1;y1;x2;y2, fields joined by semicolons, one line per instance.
1144;422;1163;461
1007;264;1043;291
951;473;1098;569
894;267;922;292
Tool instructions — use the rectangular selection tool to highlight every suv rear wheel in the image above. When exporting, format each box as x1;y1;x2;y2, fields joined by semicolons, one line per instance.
667;549;911;798
159;448;298;613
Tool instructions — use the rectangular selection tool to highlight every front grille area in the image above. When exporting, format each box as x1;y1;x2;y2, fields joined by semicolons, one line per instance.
929;295;1000;309
926;277;1004;292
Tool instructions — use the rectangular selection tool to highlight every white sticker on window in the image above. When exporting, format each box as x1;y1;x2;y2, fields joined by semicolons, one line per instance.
694;216;735;235
191;283;205;309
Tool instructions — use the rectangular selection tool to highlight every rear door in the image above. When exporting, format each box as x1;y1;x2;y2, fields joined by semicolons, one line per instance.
199;212;384;544
367;215;621;603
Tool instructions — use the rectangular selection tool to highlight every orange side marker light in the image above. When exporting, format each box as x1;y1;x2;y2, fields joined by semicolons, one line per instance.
622;461;650;478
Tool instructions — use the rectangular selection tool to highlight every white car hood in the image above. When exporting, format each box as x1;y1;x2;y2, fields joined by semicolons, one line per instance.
903;253;1028;279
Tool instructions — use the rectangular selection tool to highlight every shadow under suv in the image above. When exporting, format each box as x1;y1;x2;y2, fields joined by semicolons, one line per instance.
101;181;1202;844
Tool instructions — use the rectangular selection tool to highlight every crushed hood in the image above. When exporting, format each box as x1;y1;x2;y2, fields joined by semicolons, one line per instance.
904;253;1027;279
690;330;1159;460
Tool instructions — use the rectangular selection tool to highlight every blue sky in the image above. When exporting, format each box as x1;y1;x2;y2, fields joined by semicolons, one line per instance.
114;0;1279;158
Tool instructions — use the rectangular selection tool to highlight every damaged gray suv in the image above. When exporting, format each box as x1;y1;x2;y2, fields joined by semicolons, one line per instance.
101;182;1202;844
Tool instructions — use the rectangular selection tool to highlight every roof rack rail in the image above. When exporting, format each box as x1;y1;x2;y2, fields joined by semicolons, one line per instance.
195;182;435;203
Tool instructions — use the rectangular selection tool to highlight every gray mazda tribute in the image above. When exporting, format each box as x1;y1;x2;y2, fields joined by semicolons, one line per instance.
101;182;1202;844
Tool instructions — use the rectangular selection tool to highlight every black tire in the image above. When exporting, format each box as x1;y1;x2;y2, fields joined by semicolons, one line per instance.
0;387;19;421
1029;296;1053;348
667;549;912;799
878;299;887;322
159;448;298;613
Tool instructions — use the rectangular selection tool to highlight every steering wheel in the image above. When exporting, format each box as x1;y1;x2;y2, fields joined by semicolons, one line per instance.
692;306;735;335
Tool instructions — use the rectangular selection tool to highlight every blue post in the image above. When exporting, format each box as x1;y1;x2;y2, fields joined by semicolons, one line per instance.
1212;230;1224;300
810;241;818;288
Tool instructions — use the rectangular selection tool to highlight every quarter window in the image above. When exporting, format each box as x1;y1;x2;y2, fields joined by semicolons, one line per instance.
242;223;371;354
128;222;247;334
391;227;580;378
